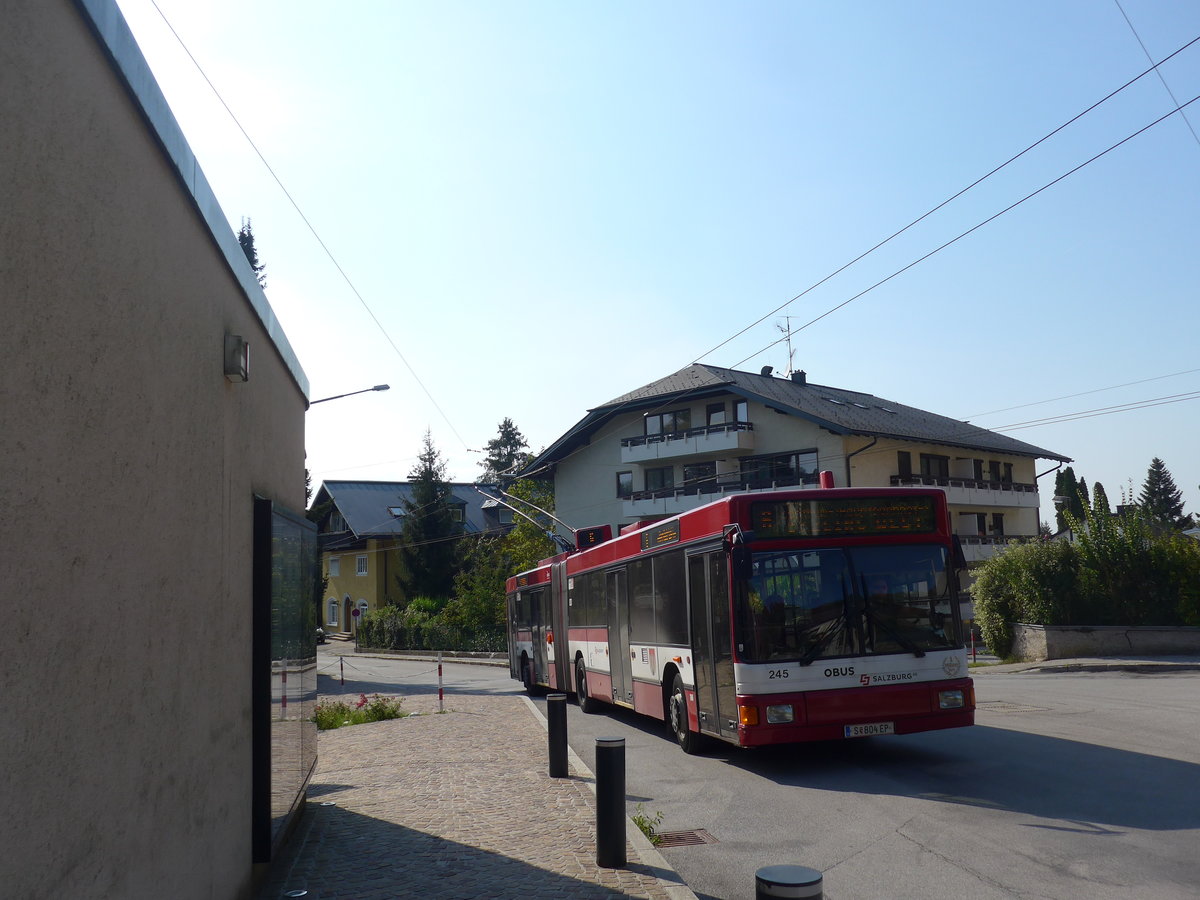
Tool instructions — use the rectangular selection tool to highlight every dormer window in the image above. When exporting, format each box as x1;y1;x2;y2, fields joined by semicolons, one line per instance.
387;506;404;517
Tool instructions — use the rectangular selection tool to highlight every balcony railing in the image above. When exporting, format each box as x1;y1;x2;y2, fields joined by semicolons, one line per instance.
621;421;754;448
628;472;818;503
890;475;1036;493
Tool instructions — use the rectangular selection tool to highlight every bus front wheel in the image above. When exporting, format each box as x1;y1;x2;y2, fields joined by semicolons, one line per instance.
576;658;598;714
668;674;702;754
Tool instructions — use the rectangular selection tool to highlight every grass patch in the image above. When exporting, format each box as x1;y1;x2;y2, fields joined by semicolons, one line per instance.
631;804;664;846
313;693;409;730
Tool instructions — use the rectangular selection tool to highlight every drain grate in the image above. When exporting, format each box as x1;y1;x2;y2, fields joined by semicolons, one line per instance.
655;829;719;848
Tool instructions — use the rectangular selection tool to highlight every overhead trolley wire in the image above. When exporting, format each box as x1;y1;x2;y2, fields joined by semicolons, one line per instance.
147;1;470;451
732;89;1200;367
695;32;1200;367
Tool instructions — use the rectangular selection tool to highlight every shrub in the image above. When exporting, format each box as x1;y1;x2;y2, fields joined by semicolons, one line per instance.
973;539;1079;657
312;693;408;730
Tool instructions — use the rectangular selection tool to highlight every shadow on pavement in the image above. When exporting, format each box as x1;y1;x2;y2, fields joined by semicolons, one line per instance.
258;793;668;900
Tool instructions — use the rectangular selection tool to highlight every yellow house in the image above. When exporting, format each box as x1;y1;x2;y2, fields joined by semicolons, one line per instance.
310;480;515;634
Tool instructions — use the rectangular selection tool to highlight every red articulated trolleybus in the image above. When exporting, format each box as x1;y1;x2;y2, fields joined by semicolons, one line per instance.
506;483;975;752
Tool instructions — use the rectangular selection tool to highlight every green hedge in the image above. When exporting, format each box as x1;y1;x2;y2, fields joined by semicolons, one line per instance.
356;604;506;653
973;504;1200;657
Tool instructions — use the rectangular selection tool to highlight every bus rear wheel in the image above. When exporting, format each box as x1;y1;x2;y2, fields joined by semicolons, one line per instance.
576;658;598;714
668;674;702;754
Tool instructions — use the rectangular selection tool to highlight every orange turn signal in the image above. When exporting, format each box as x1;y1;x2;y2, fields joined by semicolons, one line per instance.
738;705;759;726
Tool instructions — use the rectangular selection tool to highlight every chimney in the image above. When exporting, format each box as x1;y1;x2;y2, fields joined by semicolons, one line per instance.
760;365;773;377
791;370;807;384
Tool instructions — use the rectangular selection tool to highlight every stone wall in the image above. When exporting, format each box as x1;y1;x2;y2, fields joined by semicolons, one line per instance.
1011;624;1200;661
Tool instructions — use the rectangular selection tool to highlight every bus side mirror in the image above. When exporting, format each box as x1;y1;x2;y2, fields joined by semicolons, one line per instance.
730;535;751;581
951;535;967;570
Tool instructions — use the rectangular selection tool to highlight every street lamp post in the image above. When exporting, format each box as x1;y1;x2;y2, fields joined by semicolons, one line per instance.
308;384;390;406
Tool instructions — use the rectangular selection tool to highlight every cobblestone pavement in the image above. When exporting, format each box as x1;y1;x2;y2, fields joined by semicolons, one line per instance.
257;688;697;900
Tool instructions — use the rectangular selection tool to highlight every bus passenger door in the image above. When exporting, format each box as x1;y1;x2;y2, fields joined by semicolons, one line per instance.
688;551;736;739
529;588;547;685
607;570;633;705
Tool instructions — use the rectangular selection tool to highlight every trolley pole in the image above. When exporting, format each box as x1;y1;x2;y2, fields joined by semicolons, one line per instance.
595;737;626;869
547;694;568;778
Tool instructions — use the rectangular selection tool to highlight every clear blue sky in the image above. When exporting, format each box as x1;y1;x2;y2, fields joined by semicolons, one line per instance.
118;0;1200;527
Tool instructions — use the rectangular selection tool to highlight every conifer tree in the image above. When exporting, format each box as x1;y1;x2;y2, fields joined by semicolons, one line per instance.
396;431;462;601
1138;457;1188;529
478;418;530;485
237;217;267;287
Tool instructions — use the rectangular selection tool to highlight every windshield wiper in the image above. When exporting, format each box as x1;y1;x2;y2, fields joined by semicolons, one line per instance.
864;605;926;658
797;617;846;666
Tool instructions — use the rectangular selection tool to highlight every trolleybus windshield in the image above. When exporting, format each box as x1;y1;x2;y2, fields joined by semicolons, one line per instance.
735;544;959;663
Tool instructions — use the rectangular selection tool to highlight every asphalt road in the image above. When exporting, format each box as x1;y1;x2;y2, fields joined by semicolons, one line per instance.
320;651;1200;900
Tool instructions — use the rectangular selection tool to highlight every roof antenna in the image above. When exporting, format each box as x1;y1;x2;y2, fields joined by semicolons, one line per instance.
776;317;796;376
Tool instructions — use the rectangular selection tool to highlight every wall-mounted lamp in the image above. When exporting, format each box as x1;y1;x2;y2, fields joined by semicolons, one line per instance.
224;333;250;382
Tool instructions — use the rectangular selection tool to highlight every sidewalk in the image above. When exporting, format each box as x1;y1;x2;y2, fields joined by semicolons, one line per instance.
257;664;697;900
970;653;1200;675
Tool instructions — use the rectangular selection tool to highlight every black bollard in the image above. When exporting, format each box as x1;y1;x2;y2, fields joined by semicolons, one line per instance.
595;737;626;868
547;693;568;778
755;864;823;899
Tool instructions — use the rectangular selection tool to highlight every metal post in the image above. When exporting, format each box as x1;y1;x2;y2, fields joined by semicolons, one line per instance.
438;651;445;714
755;865;823;899
595;737;626;869
547;694;568;778
339;656;344;686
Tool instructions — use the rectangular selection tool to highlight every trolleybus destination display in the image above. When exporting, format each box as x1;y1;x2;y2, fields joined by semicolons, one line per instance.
751;496;938;537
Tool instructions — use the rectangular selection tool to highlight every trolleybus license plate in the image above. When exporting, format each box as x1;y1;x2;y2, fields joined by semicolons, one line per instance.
844;721;894;738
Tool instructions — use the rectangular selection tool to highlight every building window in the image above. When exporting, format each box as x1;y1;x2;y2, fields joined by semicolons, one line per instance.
734;399;748;423
329;511;347;532
450;507;464;523
897;451;912;479
740;450;818;489
644;408;691;437
684;462;717;494
498;508;514;525
1002;462;1013;483
920;454;950;481
645;466;674;493
387;506;404;517
616;471;633;498
327;599;339;626
356;555;368;576
328;557;340;577
990;513;1005;536
706;403;726;426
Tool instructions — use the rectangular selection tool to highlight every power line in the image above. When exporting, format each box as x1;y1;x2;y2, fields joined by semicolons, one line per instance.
965;367;1200;419
146;1;470;450
732;89;1200;367
1114;0;1200;152
693;32;1200;365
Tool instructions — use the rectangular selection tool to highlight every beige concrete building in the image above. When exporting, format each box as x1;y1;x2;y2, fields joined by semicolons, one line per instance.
2;1;314;897
523;364;1071;574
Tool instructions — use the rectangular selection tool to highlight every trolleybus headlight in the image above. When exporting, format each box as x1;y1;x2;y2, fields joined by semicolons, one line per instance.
938;689;965;709
765;704;794;724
